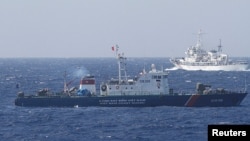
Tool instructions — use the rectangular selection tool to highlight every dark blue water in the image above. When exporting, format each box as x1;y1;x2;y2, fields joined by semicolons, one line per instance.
1;58;250;141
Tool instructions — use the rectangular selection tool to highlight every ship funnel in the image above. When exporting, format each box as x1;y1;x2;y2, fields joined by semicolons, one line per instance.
78;75;96;95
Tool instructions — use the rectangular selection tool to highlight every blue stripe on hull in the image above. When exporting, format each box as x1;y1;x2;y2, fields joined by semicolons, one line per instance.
15;93;247;107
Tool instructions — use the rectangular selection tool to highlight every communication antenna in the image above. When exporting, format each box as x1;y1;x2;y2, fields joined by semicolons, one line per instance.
218;39;222;53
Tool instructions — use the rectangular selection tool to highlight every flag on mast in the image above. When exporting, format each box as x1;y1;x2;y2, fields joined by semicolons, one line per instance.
111;44;119;52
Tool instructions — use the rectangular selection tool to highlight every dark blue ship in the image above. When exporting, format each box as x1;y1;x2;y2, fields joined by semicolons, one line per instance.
14;47;248;107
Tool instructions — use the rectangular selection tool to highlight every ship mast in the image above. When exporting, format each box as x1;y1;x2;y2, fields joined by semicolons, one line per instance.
196;29;204;48
117;53;127;84
218;39;222;53
113;45;127;84
63;71;68;93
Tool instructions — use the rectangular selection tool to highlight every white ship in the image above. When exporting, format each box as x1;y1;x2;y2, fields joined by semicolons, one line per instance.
170;30;248;71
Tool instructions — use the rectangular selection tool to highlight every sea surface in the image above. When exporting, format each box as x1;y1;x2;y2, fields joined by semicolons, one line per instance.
0;57;250;141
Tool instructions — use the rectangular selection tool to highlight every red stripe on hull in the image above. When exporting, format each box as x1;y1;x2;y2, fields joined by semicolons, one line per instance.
185;95;200;107
80;79;95;84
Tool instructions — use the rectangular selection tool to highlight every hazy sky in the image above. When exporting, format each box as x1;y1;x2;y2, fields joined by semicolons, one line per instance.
0;0;250;58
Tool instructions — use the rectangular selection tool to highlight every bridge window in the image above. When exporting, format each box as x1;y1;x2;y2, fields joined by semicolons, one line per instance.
163;75;168;79
140;80;150;83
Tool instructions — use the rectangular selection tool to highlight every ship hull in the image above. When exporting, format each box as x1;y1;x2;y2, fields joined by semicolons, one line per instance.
14;93;247;107
173;63;248;71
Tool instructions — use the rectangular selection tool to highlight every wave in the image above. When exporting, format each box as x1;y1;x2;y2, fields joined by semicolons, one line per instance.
165;67;179;71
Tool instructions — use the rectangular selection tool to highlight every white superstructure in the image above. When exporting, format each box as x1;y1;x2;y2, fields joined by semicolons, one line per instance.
170;30;248;71
100;46;170;96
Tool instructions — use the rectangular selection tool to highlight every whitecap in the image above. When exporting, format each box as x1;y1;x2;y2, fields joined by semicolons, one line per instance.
165;67;179;71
